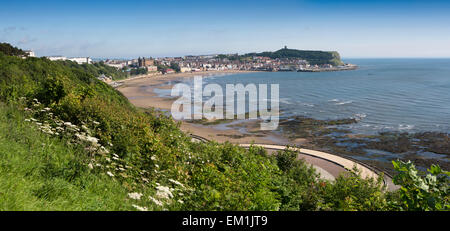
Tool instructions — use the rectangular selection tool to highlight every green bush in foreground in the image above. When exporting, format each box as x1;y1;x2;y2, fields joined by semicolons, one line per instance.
0;46;448;211
390;160;449;211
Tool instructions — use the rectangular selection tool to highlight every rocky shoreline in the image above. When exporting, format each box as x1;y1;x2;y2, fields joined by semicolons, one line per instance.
184;114;449;174
273;116;449;175
116;72;449;175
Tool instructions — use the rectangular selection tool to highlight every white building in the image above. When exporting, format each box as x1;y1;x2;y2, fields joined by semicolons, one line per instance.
180;67;191;73
68;57;92;64
105;63;125;69
24;50;35;57
46;56;67;61
46;56;92;64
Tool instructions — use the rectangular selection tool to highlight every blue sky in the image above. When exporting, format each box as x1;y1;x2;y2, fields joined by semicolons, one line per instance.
1;0;450;58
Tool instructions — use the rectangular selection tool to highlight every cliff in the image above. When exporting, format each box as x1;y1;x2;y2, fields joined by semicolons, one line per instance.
243;48;344;66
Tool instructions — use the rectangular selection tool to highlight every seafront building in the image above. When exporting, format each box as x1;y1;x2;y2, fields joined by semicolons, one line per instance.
40;48;354;74
46;56;92;64
24;50;35;57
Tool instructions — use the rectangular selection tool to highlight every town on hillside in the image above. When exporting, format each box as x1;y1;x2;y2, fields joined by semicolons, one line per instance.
26;46;357;82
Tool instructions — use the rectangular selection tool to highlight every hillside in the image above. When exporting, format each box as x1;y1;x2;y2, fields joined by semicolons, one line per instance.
0;43;27;57
0;44;448;211
243;48;344;66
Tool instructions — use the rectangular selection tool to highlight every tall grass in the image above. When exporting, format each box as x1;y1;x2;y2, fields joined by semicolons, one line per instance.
0;104;134;210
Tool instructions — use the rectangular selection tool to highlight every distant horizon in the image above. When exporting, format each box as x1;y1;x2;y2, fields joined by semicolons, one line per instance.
20;46;450;60
7;43;450;60
40;53;450;61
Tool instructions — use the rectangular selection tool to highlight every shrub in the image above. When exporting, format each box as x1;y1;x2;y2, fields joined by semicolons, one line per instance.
274;149;321;211
317;167;388;211
275;148;298;172
390;160;449;211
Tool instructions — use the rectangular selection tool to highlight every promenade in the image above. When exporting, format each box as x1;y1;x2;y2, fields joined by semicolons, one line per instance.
191;135;398;191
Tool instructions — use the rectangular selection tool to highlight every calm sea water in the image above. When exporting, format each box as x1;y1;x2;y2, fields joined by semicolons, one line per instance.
170;59;450;135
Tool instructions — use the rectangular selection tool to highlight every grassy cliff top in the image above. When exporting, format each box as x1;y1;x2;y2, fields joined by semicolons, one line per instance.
241;48;344;66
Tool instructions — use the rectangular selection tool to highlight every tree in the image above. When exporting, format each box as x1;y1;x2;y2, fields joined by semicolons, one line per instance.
170;63;180;72
0;43;27;57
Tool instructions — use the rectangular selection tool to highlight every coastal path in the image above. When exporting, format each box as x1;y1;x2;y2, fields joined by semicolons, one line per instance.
190;134;398;191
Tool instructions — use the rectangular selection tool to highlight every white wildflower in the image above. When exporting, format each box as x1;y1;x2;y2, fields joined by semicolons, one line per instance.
149;196;163;207
99;146;109;154
128;192;143;200
132;204;148;211
86;136;98;143
168;179;184;188
155;186;173;199
106;171;114;177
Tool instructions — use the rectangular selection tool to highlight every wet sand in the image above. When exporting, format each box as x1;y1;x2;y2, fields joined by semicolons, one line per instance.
116;70;295;145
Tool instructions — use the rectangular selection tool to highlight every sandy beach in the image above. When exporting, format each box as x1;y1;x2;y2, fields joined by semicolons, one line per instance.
116;70;292;145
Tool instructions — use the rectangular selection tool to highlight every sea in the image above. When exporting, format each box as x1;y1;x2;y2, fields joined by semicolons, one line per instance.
169;58;450;135
151;59;450;167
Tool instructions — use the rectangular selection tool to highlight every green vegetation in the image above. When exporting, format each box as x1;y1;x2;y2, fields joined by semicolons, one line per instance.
390;161;449;210
0;44;448;211
170;63;181;72
58;60;129;80
129;67;148;76
273;149;389;211
0;103;135;210
0;43;27;57
221;47;345;66
157;63;180;73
